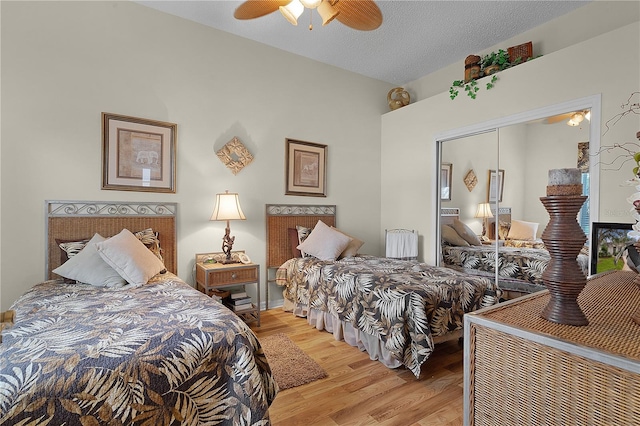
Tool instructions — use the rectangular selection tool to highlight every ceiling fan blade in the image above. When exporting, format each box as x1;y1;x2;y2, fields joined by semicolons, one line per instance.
334;0;382;31
543;112;572;124
234;0;292;20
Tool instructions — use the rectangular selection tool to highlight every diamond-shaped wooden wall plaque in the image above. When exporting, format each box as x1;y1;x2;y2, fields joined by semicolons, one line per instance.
217;137;253;175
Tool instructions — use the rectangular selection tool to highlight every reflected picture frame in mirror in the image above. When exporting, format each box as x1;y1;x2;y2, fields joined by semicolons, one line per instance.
488;169;504;203
441;163;452;200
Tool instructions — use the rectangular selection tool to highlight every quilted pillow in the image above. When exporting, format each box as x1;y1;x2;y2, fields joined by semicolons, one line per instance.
96;229;166;286
452;219;482;246
288;228;303;258
58;238;90;259
441;224;470;247
504;239;546;249
58;228;164;264
296;225;313;257
331;227;365;258
297;220;352;261
507;220;539;241
498;221;511;240
53;233;127;288
133;228;164;263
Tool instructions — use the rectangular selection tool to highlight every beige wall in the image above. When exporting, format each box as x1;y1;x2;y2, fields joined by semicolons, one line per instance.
0;1;393;310
381;20;640;264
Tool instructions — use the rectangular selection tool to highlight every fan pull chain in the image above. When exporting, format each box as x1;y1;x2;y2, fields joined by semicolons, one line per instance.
309;9;313;30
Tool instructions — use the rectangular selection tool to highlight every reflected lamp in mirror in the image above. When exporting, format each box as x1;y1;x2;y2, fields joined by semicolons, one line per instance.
210;190;246;264
474;202;494;237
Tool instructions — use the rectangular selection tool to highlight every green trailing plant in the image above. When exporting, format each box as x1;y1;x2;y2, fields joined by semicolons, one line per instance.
449;75;498;100
449;47;542;100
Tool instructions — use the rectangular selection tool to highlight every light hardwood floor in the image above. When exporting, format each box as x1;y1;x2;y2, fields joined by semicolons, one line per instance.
251;308;464;426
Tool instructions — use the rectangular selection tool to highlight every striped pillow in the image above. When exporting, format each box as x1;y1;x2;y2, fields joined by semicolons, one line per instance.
58;228;164;264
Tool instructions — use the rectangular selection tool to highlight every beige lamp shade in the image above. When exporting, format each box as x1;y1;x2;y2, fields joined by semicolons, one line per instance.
474;203;494;219
280;0;304;25
210;191;246;222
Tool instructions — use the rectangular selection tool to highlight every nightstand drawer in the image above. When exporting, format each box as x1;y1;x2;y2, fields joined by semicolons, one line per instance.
208;266;257;285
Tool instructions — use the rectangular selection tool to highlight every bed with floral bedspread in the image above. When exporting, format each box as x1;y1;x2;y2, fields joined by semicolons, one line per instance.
0;273;277;425
276;255;501;377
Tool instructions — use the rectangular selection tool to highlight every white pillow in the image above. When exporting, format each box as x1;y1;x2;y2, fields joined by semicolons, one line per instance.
96;229;166;286
332;227;365;258
297;220;352;261
53;233;127;288
507;220;539;241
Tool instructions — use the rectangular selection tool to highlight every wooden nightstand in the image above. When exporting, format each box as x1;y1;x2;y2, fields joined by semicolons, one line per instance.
195;252;260;326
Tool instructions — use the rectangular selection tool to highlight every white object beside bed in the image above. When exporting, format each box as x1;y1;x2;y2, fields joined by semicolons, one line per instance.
385;229;418;260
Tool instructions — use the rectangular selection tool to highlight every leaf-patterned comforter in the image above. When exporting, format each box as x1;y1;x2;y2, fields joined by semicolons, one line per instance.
442;245;590;285
0;273;277;425
276;255;500;377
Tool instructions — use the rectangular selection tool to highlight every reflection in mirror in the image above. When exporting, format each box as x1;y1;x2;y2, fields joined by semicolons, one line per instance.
437;100;598;301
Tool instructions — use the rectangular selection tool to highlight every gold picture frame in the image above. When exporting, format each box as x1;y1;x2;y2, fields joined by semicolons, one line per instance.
102;113;176;193
285;139;327;197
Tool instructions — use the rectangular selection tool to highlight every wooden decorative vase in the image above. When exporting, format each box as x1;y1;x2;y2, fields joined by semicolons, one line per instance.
633;274;640;326
635;132;640;326
540;195;589;326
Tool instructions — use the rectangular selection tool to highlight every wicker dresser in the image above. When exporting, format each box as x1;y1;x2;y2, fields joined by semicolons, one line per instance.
464;270;640;426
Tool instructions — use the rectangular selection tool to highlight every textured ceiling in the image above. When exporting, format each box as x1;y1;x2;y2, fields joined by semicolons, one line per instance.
137;0;589;85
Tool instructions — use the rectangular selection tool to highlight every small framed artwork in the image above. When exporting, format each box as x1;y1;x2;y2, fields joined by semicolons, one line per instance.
285;139;327;197
590;222;634;275
102;113;176;193
441;163;452;200
488;169;505;202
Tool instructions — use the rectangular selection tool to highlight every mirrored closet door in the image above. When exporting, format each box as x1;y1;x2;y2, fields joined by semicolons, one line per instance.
436;96;600;291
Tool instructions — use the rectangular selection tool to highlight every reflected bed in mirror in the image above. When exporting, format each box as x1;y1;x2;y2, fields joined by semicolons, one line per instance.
440;207;590;298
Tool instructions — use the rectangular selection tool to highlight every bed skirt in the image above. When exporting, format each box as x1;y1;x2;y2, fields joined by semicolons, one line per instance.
282;299;403;369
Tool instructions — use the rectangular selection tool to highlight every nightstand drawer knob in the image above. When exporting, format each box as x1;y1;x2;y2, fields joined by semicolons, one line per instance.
231;273;237;279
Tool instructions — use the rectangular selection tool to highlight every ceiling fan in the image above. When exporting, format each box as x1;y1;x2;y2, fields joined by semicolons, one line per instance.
234;0;383;31
543;110;591;126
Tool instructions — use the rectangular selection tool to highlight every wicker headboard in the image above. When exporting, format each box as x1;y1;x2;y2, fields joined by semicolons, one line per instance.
46;200;178;280
265;204;336;268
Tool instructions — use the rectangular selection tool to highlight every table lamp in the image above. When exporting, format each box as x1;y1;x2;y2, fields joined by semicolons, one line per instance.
474;202;494;237
211;190;246;263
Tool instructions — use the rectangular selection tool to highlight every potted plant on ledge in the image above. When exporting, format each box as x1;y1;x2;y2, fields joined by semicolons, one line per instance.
449;44;536;100
481;49;511;75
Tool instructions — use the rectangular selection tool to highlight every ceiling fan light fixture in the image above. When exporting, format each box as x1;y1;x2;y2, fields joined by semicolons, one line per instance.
300;0;322;9
280;0;304;25
585;110;591;121
567;111;585;126
317;0;339;25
